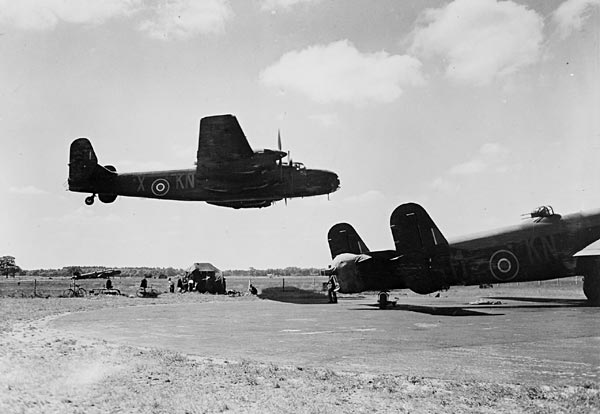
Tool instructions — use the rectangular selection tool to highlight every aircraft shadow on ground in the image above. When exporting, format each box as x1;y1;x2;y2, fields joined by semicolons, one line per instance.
486;296;590;307
356;303;500;317
258;287;330;304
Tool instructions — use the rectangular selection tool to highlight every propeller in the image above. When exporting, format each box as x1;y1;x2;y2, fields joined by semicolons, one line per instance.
277;129;283;181
277;129;282;152
277;129;291;205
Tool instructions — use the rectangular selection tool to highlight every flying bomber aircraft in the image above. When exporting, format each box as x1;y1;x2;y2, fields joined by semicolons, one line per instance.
325;203;600;305
68;114;340;208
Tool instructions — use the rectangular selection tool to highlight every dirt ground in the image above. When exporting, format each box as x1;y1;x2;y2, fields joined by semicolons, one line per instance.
1;291;599;413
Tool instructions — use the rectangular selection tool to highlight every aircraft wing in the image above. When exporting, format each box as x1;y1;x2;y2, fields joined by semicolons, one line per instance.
197;115;253;165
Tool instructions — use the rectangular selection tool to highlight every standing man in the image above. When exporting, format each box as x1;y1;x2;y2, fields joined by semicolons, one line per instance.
140;276;148;293
327;273;339;304
168;277;174;293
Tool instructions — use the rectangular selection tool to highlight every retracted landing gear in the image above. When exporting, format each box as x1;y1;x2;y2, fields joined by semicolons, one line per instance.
85;194;95;205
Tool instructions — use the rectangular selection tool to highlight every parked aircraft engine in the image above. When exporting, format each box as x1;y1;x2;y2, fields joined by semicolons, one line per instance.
330;253;368;292
99;165;118;203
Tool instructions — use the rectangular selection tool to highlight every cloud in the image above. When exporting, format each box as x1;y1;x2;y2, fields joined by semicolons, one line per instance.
260;40;425;105
448;142;509;175
431;176;461;194
552;0;600;39
448;159;487;175
9;185;48;195
138;0;233;40
0;0;141;30
432;142;510;193
409;0;544;85
259;0;321;11
0;0;232;40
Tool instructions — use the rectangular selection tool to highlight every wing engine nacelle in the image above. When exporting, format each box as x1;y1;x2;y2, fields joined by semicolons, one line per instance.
98;165;118;203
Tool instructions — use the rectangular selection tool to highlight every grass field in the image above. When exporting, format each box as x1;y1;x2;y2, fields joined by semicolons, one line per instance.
0;275;329;298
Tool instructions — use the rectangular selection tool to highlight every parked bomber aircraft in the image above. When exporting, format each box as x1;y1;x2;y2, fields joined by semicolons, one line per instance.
326;203;600;305
72;269;121;280
68;114;339;209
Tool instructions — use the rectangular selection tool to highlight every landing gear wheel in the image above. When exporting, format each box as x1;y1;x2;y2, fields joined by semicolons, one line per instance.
583;274;600;306
577;256;600;306
378;291;389;309
85;195;95;205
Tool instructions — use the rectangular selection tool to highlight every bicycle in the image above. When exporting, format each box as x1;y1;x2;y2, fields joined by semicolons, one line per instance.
63;281;87;298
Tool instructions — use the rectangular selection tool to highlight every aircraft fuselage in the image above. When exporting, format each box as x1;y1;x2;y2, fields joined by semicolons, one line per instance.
70;165;339;206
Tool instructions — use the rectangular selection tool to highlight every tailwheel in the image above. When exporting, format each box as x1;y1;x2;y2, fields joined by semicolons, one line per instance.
85;195;95;205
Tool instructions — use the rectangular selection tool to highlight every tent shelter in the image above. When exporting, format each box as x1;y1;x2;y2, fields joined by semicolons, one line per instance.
185;262;226;294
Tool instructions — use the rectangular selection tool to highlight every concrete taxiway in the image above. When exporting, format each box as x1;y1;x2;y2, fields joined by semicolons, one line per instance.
50;287;599;386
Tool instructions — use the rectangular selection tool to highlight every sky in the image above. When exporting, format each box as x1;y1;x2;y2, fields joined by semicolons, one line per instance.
1;0;599;270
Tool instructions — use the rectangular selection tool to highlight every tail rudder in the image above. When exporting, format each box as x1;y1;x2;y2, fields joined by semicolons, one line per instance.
68;138;116;193
327;223;370;259
69;138;98;188
390;203;448;257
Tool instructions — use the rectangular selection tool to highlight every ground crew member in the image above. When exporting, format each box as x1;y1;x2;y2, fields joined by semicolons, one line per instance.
327;273;339;303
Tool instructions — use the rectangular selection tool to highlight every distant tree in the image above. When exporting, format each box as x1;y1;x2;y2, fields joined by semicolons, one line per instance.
64;266;82;277
1;256;20;278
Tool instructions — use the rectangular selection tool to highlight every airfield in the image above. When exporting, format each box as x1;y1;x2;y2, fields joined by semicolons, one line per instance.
48;286;600;387
0;279;598;413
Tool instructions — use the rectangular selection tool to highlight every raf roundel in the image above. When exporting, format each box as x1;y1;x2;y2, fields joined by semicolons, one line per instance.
489;249;519;281
151;178;170;197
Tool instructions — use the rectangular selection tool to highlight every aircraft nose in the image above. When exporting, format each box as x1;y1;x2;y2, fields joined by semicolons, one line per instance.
326;171;340;192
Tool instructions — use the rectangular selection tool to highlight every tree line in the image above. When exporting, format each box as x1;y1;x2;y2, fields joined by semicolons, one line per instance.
2;257;323;278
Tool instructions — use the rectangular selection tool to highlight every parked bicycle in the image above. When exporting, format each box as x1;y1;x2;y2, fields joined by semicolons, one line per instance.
63;281;87;298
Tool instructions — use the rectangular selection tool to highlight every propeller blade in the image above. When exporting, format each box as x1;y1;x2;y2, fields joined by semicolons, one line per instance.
277;129;282;151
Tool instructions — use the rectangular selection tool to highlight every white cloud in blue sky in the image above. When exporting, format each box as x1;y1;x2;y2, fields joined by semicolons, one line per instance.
409;0;544;85
552;0;600;38
260;40;425;105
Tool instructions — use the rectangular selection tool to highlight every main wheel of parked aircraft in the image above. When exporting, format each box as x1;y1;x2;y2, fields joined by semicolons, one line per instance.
85;195;95;205
583;273;600;306
578;256;600;306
